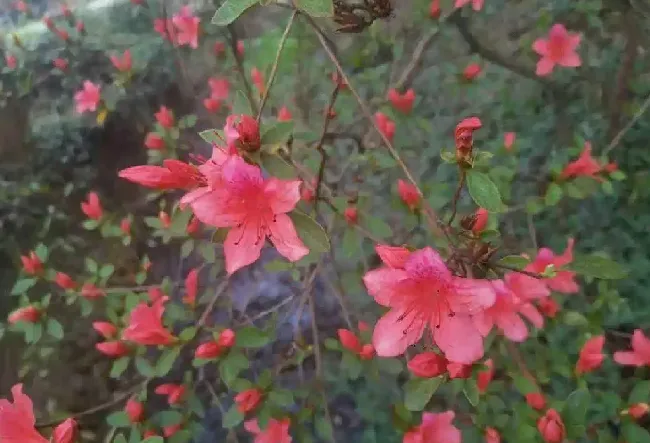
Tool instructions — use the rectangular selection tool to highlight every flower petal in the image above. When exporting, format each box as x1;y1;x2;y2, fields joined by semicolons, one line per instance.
362;268;409;306
472;311;494;337
434;315;484;364
372;308;425;357
224;223;265;274
613;351;646;367
265;179;301;214
268;213;309;262
559;52;581;68
495;311;528;342
404;247;451;281
375;244;411;269
188;189;244;227
532;39;548;56
450;277;496;313
536;58;555;76
519;303;544;328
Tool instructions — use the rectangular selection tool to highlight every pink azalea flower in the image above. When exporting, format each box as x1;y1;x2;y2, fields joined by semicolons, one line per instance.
119;159;205;189
387;88;415;114
560;142;603;180
244;418;292;443
504;272;551;301
463;63;482;81
208;77;230;101
525;238;579;293
0;384;48;443
122;298;176;346
183;268;199;306
153;18;174;40
185;154;309;274
277;106;292;121
155;105;174;128
485;427;501;443
532;24;581;76
614;329;650;367
408;411;462;443
81;191;103;220
375;112;396;142
8;306;40;325
110;49;132;72
504;132;516;150
363;245;495;362
74;80;101;113
172;6;200;49
5;54;17;69
455;0;484;11
576;335;605;375
474;279;543;342
397;179;421;211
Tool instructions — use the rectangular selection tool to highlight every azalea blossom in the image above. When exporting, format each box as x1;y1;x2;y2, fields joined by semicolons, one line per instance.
560;142;603;181
119;159;205;190
404;411;462;443
455;116;482;162
375;112;396;142
251;67;265;95
397;179;421;211
525;238;578;293
387;88;415;114
55;272;76;290
5;54;17;69
244;418;292;443
235;389;263;413
122;298;175;346
53;58;68;71
155;106;174;128
125;397;144;423
504;132;516;150
576;335;605;375
52;418;77;443
81;191;103;220
217;328;236;347
92;321;118;338
477;358;494;392
363;245;495;362
525;392;546;410
204;97;220;113
407;352;447;378
533;24;581;76
338;329;374;360
225;114;261;152
186;216;200;235
74;81;101;113
537;297;560;318
172;6;200;49
208;77;230;101
277;106;293;122
21;251;43;275
95;341;128;357
613;329;650;367
153;18;174;40
463;63;482;81
81;283;106;298
183;268;199;306
195;341;225;359
537;409;566;443
455;0;484;11
155;384;185;405
429;0;441;19
0;384;48;443
8;305;40;325
110;50;132;72
144;133;165;150
626;403;650;419
485;427;501;443
344;206;358;224
120;217;131;235
472;208;489;234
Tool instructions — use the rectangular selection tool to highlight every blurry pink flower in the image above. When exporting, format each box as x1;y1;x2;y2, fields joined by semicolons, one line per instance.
55;29;69;42
13;1;28;13
375;112;396;142
81;283;105;299
576;335;605;375
110;50;132;72
5;54;17;69
407;352;447;378
95;341;128;357
387;88;415;114
92;321;118;339
504;132;516;150
75;21;85;33
236;40;245;56
419;411;462;443
213;41;226;56
208;77;230;101
155;106;174;128
477;359;494;392
463;63;482;81
21;252;42;275
251;67;265;95
153;18;173;40
485;427;500;443
533;24;581;76
53;58;68;71
120;217;131;235
144;133;165;150
344;206;358;225
397;179;422;211
455;0;484;11
277;106;293;122
52;418;77;443
183;268;199;306
525;238;578;294
0;384;48;443
560;142;602;180
74;81;101;113
155;384;185;405
8;306;40;325
81;191;103;219
614;329;650;367
122;299;175;346
526;392;546;410
429;0;441;19
172;6;200;49
204;97;220;113
244;418;292;443
472;208;489;234
55;272;76;290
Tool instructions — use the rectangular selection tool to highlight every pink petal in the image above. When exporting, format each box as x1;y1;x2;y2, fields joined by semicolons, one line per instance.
404;247;451;281
472;0;484;11
223;223;264;274
244;419;261;434
632;329;650;359
532;39;548;56
472;311;494;337
554;238;575;267
265;179;301;214
613;351;646;367
519;303;544;328
505;273;550;301
11;384;36;425
375;244;411;269
567;33;581;50
450;277;496;313
548;271;579;294
454;0;471;7
362;268;409;306
536;58;555;76
372;308;426;357
495;311;528;342
434;315;484;364
559;52;581;68
188;189;244;227
268;213;309;262
421;411;461;443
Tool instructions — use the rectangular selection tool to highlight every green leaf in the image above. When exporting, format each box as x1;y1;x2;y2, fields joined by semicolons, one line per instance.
198;129;223;144
622;422;650;443
212;0;259;25
99;264;115;279
512;375;537;395
261;121;294;145
294;0;334;17
315;414;334;441
463;379;480;406
629;380;650;403
496;255;529;270
85;258;98;274
567;254;628;280
110;357;130;378
35;243;48;261
178;114;197;129
113;433;128;443
544;183;563;206
562;388;590;439
232;90;253;116
466;170;507;212
82;219;99;230
46;318;64;339
219;352;249;386
364;215;393;239
142;437;164;443
156;347;181;377
260;151;296;179
289;210;330;253
11;278;37;295
376;358;403;375
236;327;270;348
222;405;244;428
155;410;184;427
404;377;443;411
107;411;130;427
341;352;362;380
269;389;294;407
134;357;156;378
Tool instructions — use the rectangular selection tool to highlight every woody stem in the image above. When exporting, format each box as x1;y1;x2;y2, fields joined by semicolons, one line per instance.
447;169;466;226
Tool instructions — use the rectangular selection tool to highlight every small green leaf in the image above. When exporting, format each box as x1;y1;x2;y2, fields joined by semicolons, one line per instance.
289;210;330;253
222;405;244;428
134;357;156;378
260;151;296;179
544;183;563;206
236;327;270;348
563;388;590;439
261;121;294;145
35;243;48;261
404;377;443;411
155;410;184;427
567;254;628;280
212;0;259;25
219;352;249;386
107;411;131;427
232;90;253;116
85;258;98;274
11;278;37;295
178;114;197;129
629;381;650;404
466;170;507;212
463;379;480;406
376;358;403;375
294;0;334;17
99;264;115;279
142;437;164;443
156;347;181;377
315;414;334;440
82;219;99;230
496;255;529;270
114;433;128;443
364;215;393;239
110;357;130;378
512;375;537;395
269;389;294;407
198;129;223;144
46;318;64;339
622;422;650;443
341;352;362;380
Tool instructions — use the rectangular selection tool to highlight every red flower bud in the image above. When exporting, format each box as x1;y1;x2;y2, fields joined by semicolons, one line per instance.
186;216;200;235
236;40;245;56
387;88;415;114
81;283;105;299
155;384;185;405
485;427;500;443
55;272;77;290
164;424;182;437
408;352;447;378
125;397;144;423
8;305;40;324
344;207;358;225
537;409;565;443
21;251;43;275
277;106;292;122
92;321;118;339
429;0;441;18
504;132;516;151
217;328;236;348
213;41;226;56
52;418;77;443
454;116;482;163
397;179;422;211
447;362;472;379
120;217;131;235
463;63;482;81
227;115;261;152
195;341;223;359
477;359;494;393
359;344;375;360
338;329;362;353
234;388;262;414
75;21;85;33
538;297;559;318
96;341;128;358
627;403;649;419
55;29;70;42
159;211;171;228
472;208;489;234
155;106;174;129
525;392;546;411
203;97;220;113
43;16;54;29
358;321;370;332
144;133;165;150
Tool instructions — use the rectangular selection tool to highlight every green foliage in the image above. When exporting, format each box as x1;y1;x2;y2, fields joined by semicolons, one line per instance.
466;170;507;212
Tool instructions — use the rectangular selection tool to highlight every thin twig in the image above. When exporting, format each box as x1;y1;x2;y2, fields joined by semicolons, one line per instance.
447;169;466;225
256;11;297;121
314;85;341;212
491;263;544;279
226;26;259;115
197;279;229;328
603;92;650;156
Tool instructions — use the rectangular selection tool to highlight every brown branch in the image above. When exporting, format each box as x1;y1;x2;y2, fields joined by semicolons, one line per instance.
447;169;466;226
314;85;341;212
197;279;229;329
226;26;259;116
603;92;650;156
491;263;545;279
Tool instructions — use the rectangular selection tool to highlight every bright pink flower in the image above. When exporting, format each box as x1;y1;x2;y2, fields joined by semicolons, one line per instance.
21;252;43;275
538;297;559;318
81;283;105;298
122;298;175;346
504;132;516;150
125;397;144;423
627;403;650;419
147;287;165;302
53;58;68;71
359;344;375;360
455;116;482;162
158;211;171;228
8;306;40;325
429;0;441;18
388;88;415;114
614;329;650;367
447;361;472;379
525;238;578;294
5;54;17;69
463;63;482;81
526;392;546;410
244;418;292;443
213;41;226;56
95;341;128;357
155;106;174;128
344;206;358;224
407;352;447;378
153;18;173;40
144;132;165;150
0;384;48;443
119;159;205;190
217;328;236;348
186;154;308;274
163;424;182;437
504;272;550;302
533;24;581;76
110;50;132;72
172;6;200;49
120;217;131;235
560;142;602;180
374;112;396;142
225;114;261;152
363;245;495;362
455;0;484;11
74;81;101;113
485;427;500;443
338;329;362;353
251;67;265;95
473;279;543;342
92;321;117;339
52;418;77;443
537;409;565;443
186;216;200;235
235;389;262;414
576;335;605;375
236;40;245;56
204;97;220;113
398;179;421;210
358;321;370;332
477;359;494;393
419;411;461;443
55;272;76;290
403;427;422;443
277;106;293;122
208;77;230;101
472;208;489;234
195;341;224;359
81;191;103;220
155;384;185;405
183;268;199;306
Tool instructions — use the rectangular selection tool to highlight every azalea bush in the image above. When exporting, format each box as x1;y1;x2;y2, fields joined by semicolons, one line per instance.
2;0;650;443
